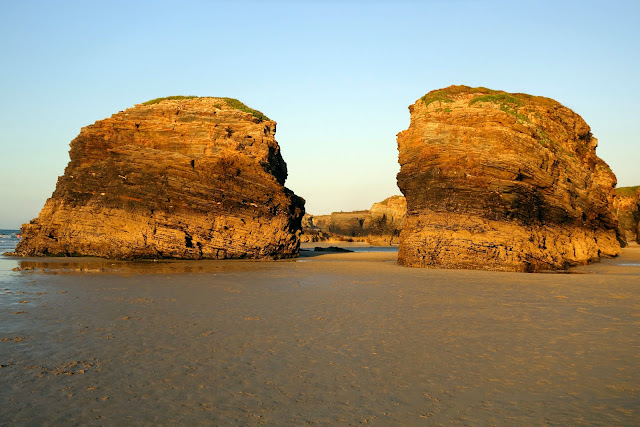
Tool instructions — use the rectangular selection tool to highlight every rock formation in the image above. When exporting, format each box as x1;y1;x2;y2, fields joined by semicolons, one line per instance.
364;195;406;245
397;86;621;271
300;214;333;242
302;195;406;245
14;96;305;259
312;210;370;238
613;186;640;244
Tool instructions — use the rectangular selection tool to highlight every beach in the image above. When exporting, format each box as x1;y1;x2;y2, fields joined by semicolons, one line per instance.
1;245;639;425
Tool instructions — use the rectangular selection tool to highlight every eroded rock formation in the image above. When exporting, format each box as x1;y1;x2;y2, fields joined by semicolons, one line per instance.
302;195;406;245
614;186;640;245
397;86;621;271
364;195;406;245
15;96;304;259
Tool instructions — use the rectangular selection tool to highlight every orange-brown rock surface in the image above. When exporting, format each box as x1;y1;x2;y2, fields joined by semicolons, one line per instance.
15;96;304;259
613;186;640;245
364;195;406;244
302;195;406;244
397;86;621;271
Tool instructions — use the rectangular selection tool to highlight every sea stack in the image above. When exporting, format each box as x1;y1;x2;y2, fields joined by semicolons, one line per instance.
15;96;305;259
397;86;621;271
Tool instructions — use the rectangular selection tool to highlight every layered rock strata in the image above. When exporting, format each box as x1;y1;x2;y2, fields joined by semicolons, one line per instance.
613;186;640;244
364;195;406;244
302;195;406;245
15;96;304;259
397;86;621;271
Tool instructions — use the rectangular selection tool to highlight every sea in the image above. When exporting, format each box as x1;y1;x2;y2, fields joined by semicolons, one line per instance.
0;229;20;253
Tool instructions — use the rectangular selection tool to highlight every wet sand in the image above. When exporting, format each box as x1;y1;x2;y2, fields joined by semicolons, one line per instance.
1;247;639;425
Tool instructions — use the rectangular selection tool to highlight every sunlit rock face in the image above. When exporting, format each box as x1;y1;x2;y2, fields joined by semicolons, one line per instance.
397;86;621;272
614;186;640;245
15;97;305;259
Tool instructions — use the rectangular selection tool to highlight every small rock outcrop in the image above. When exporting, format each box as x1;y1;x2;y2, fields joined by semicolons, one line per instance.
302;196;406;245
313;246;353;253
614;186;640;245
15;96;305;259
397;86;621;271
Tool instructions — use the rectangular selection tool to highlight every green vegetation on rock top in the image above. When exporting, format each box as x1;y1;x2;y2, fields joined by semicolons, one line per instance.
422;85;558;110
469;92;529;122
422;85;524;108
140;96;270;122
615;186;640;197
422;89;455;107
142;96;198;105
221;98;270;122
421;85;495;105
469;93;523;107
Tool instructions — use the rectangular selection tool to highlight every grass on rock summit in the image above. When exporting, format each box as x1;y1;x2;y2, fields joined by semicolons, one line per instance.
142;96;270;122
615;186;640;197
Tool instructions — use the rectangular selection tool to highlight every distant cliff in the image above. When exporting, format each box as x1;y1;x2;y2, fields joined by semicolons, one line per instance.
14;96;305;259
302;195;406;245
614;186;640;245
397;86;621;271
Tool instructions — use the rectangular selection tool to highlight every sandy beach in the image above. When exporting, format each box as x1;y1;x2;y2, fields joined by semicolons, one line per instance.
1;246;639;425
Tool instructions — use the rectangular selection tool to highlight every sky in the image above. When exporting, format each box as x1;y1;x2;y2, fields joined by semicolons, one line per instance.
1;0;639;228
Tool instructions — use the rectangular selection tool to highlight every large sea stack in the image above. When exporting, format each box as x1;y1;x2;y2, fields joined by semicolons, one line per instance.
15;96;305;259
397;86;621;272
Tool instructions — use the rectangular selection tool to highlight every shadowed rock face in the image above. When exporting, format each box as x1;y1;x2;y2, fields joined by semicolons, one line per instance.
15;97;305;259
397;86;621;271
614;186;640;245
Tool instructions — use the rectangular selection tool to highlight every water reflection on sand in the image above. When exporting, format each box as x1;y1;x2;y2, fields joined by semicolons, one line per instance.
1;242;400;275
11;257;284;275
1;247;638;424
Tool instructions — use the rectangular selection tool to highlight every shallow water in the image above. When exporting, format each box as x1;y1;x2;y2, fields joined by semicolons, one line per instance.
301;242;399;253
0;229;20;253
1;248;639;425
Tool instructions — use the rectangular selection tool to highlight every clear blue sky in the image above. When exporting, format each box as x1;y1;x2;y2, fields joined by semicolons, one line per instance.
1;0;638;228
